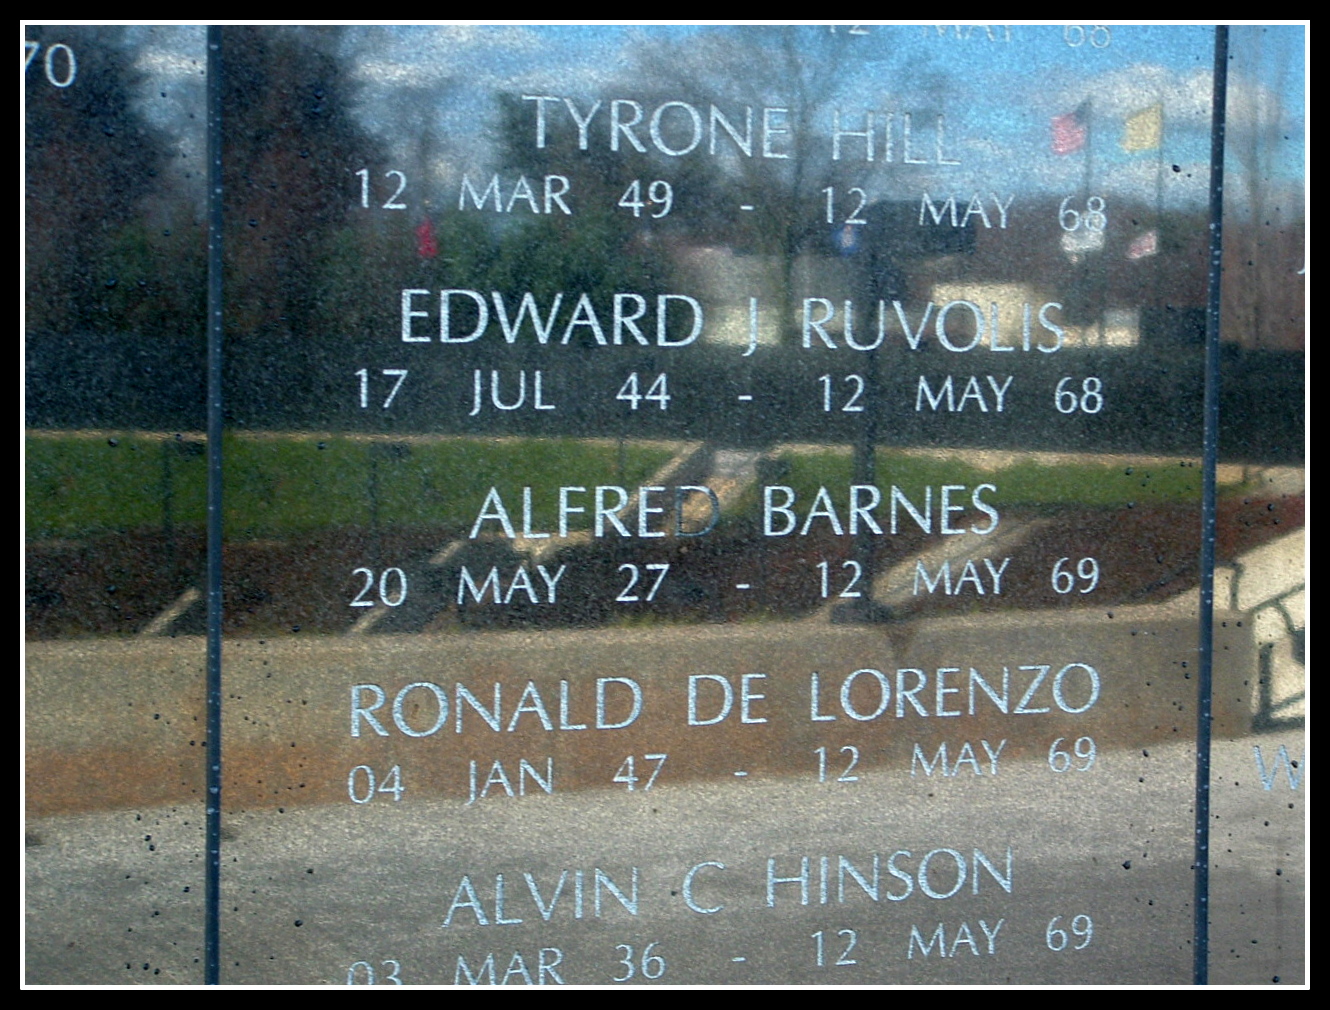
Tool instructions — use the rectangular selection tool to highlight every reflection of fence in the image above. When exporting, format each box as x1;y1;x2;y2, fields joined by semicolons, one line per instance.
24;431;677;639
25;430;208;538
26;430;677;540
1214;526;1305;729
27;432;1301;645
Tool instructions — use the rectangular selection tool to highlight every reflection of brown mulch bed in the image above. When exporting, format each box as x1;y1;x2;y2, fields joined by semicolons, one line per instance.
25;531;206;639
24;528;461;640
220;527;460;636
24;491;1302;640
1217;489;1304;559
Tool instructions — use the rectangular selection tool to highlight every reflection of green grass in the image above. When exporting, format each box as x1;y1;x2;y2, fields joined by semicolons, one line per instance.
767;449;1214;514
25;434;1235;540
26;434;673;539
25;434;208;539
223;436;673;537
783;451;986;500
993;460;1207;507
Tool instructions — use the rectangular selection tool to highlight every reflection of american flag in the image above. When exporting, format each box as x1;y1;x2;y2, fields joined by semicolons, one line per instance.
1051;102;1089;155
834;222;860;255
1127;230;1158;260
415;217;438;259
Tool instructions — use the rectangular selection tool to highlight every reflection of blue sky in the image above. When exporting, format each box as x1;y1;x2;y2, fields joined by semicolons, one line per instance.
126;26;207;198
338;24;1303;210
22;26;206;175
117;25;1303;213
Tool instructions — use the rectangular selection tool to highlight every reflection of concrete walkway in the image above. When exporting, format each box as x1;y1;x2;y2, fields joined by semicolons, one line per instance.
24;590;1267;817
1208;727;1306;985
25;731;1303;984
483;440;707;566
355;442;761;635
25;462;1305;984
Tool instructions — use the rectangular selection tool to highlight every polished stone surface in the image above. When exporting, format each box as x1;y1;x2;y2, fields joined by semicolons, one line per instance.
25;25;1304;985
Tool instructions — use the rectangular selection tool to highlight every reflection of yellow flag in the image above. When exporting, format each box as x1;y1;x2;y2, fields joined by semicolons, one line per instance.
1122;103;1163;151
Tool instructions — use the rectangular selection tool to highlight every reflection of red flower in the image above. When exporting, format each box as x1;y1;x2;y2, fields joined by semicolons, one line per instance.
415;217;438;259
1051;103;1089;155
1127;230;1159;260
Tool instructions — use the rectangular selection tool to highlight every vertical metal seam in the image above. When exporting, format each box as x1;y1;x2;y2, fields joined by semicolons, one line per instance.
204;24;224;987
1194;22;1230;987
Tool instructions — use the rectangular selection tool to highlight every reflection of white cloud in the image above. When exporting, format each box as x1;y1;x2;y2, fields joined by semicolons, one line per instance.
1097;158;1209;201
998;148;1210;206
355;25;543;85
1226;72;1290;129
430;25;542;51
504;61;618;97
1050;64;1213;125
357;58;450;85
135;49;202;77
335;26;1297;216
432;157;464;191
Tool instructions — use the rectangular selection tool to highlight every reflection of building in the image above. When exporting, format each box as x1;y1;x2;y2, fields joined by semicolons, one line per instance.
676;247;852;349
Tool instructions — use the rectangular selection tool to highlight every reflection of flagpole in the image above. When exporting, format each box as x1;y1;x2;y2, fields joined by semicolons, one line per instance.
1052;98;1098;343
1122;101;1166;306
1085;100;1103;344
1153;102;1165;307
1051;99;1090;157
1083;98;1094;202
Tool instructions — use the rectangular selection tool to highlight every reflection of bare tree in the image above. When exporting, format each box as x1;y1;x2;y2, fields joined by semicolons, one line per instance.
26;26;170;332
26;25;207;428
618;27;858;340
343;26;461;213
1222;29;1304;352
221;27;380;420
